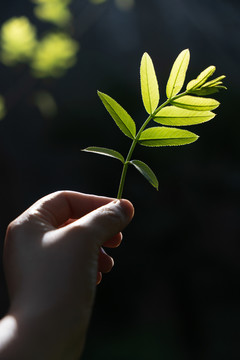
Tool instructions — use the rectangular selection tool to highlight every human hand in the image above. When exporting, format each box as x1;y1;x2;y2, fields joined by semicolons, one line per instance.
1;191;134;359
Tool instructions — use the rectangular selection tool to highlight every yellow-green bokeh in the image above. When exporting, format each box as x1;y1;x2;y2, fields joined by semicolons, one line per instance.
31;32;79;77
34;91;58;118
32;0;72;26
89;0;107;4
0;17;37;65
115;0;135;11
89;0;135;10
0;96;6;120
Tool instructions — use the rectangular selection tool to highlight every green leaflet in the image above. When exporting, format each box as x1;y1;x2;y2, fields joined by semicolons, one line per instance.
130;160;159;190
188;75;226;96
139;126;199;146
187;65;216;91
154;106;215;126
189;87;221;96
98;91;136;139
82;147;124;163
166;49;190;99
171;95;220;111
140;52;159;114
203;75;226;88
139;127;199;146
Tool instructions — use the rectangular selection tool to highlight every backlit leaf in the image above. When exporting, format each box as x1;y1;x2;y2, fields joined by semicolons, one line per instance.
187;66;216;91
189;87;221;96
139;127;199;146
207;82;223;87
154;106;215;126
130;159;159;190
171;95;219;111
82;146;124;163
98;91;136;139
166;49;190;98
202;75;226;88
140;52;159;114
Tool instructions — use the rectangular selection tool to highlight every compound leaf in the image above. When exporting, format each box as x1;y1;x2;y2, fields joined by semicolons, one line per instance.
140;52;159;114
166;49;190;98
187;65;216;91
130;159;159;190
171;95;220;111
98;91;136;139
139;126;199;146
154;106;215;126
82;146;124;163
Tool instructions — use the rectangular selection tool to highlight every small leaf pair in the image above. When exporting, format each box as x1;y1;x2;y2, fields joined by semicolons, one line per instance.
83;146;159;190
83;49;226;198
187;66;226;95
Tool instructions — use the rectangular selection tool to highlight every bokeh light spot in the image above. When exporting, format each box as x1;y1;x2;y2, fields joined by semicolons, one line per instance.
31;32;79;78
0;17;37;65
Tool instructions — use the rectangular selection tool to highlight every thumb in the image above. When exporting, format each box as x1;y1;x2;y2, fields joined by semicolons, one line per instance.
71;199;134;246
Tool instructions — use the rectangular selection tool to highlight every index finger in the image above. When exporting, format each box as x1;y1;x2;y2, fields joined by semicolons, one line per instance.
29;191;115;228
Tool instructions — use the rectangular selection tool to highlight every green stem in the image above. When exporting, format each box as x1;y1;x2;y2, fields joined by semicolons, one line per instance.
116;91;188;198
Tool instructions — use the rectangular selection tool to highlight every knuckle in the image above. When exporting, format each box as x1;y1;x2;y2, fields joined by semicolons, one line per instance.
6;220;19;238
5;214;31;242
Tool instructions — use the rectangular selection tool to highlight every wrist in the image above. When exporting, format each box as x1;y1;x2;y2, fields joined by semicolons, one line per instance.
0;304;86;360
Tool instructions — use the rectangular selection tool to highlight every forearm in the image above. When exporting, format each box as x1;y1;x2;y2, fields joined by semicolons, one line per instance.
0;310;85;360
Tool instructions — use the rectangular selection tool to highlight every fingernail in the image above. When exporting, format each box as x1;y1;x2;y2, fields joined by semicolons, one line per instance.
111;199;121;205
110;199;134;220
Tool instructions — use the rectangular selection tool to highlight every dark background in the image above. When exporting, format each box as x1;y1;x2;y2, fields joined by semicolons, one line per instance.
0;0;239;359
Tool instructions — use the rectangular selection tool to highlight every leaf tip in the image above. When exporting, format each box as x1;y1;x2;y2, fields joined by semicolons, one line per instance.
141;52;151;66
182;48;190;59
142;51;149;58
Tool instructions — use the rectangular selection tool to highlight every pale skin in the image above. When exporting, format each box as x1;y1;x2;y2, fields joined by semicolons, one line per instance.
0;191;134;359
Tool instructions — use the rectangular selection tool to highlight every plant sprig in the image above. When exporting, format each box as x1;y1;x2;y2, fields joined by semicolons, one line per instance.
83;49;226;199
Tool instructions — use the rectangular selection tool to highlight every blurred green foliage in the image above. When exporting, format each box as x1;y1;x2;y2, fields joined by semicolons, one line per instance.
115;0;135;11
0;2;78;76
0;0;134;121
0;0;79;120
34;91;58;118
0;96;6;120
31;32;78;77
0;17;37;66
89;0;135;11
31;0;72;27
89;0;107;4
